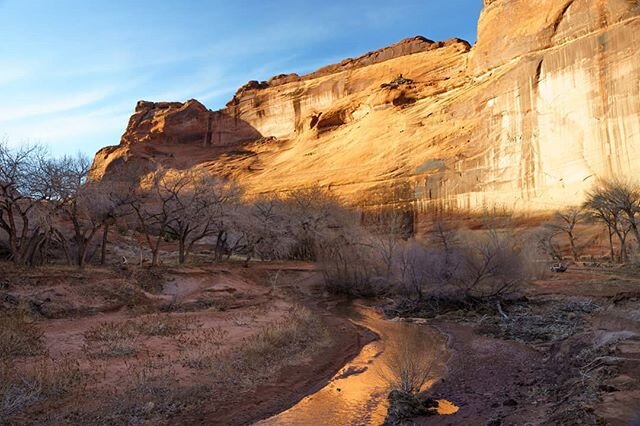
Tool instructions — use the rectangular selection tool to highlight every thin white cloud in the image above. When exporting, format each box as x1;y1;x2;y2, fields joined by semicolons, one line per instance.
0;61;32;86
0;87;117;123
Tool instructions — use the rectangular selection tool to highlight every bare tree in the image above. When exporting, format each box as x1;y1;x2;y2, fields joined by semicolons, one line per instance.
284;187;346;261
370;209;406;282
606;179;640;250
536;226;563;262
455;229;526;300
165;170;238;264
0;141;53;265
584;180;637;263
544;207;586;261
129;169;182;267
47;154;108;268
229;198;291;267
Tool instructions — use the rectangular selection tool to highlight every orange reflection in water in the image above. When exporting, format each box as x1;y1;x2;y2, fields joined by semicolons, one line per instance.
436;399;460;415
258;305;449;426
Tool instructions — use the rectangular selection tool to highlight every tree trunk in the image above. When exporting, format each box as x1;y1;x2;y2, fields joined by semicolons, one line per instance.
152;247;160;267
569;234;579;261
100;223;110;265
77;238;86;269
215;230;227;261
607;224;615;263
616;232;627;264
631;222;640;250
178;237;186;264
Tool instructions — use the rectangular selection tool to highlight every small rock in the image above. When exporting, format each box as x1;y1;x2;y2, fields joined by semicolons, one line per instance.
383;390;437;425
503;399;518;407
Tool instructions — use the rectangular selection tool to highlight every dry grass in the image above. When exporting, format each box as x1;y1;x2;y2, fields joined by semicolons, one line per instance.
0;357;88;419
73;358;187;425
82;321;140;359
82;314;201;358
196;305;330;389
0;310;46;360
134;314;198;337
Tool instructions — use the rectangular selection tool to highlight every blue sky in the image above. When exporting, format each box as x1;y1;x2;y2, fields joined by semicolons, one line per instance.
0;1;482;156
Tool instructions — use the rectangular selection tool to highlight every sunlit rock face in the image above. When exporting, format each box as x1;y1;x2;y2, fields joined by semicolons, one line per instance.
91;0;640;212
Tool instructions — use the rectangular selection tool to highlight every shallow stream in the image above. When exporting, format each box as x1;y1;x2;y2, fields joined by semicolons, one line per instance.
258;303;452;426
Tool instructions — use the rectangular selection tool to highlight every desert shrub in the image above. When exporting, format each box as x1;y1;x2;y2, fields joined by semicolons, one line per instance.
395;241;449;301
134;314;198;336
318;233;389;297
82;321;139;358
0;310;45;359
452;229;527;300
184;306;329;390
178;326;230;370
1;357;88;418
380;327;434;394
80;359;185;424
101;281;152;309
130;267;165;293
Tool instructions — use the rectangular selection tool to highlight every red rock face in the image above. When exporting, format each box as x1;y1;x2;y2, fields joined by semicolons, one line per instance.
91;0;640;212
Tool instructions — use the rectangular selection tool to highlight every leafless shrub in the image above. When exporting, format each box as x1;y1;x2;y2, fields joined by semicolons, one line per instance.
543;207;587;261
584;179;640;263
183;306;329;391
130;266;166;293
1;356;88;418
318;235;388;297
453;229;526;300
0;310;45;359
380;328;433;394
134;314;198;337
177;326;230;369
536;225;563;262
395;241;449;301
82;321;139;358
86;358;182;424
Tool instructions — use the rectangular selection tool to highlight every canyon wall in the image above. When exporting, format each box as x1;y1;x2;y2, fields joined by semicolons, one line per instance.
92;0;640;212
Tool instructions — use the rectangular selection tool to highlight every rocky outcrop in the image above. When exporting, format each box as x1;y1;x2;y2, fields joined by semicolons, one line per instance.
91;0;640;212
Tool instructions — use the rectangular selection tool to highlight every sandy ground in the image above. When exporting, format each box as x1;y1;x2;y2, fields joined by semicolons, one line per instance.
2;260;639;425
0;261;372;425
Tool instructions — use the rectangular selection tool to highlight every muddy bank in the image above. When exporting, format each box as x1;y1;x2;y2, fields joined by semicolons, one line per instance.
390;268;640;425
259;304;449;426
180;307;377;426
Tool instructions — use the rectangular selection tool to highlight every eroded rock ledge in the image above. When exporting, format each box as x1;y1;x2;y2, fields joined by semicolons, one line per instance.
91;0;640;213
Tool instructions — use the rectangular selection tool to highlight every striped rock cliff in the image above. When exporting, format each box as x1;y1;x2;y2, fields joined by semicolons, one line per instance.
91;0;640;212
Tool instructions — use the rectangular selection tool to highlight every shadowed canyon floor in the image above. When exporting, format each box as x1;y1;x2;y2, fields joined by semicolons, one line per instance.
2;261;639;425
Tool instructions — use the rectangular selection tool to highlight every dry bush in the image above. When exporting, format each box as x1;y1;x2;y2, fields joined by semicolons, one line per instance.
100;281;152;309
81;359;185;424
395;241;448;301
318;233;389;297
82;321;140;358
134;314;198;337
183;306;329;390
0;310;45;359
1;357;88;418
452;229;527;300
130;267;166;293
380;327;434;394
178;326;230;370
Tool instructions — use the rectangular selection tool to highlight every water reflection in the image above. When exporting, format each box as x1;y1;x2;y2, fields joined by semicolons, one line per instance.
257;304;448;426
436;399;460;415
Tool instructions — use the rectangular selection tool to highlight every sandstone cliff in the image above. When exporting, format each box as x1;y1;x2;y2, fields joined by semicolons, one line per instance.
92;0;640;212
